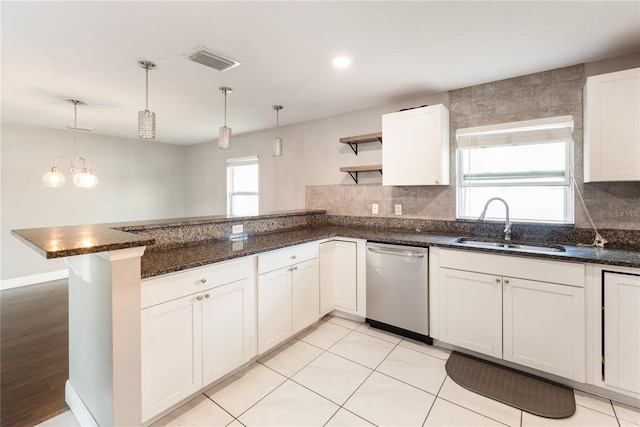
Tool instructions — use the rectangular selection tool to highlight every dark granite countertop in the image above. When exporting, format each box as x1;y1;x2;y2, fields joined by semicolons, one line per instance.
141;225;640;279
12;224;155;259
12;213;639;276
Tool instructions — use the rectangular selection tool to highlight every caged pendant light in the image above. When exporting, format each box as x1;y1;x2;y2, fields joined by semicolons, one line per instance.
272;105;283;157
42;99;99;189
138;60;156;139
219;87;232;149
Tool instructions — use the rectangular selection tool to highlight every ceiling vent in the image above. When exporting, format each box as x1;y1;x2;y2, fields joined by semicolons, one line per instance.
187;47;241;72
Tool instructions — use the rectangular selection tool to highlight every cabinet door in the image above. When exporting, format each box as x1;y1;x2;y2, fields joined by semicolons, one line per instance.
292;258;320;334
319;241;336;316
334;241;358;312
258;267;292;354
584;68;640;182
503;278;585;382
382;104;449;186
439;268;502;358
141;294;202;421
202;278;256;386
604;272;640;394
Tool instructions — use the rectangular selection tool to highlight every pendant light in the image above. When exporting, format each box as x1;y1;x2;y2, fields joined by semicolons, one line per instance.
219;87;232;149
272;105;283;157
42;99;99;189
138;60;156;139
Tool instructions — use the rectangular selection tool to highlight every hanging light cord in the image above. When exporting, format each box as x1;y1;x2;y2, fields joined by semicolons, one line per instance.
276;108;279;137
571;166;607;248
224;90;228;127
144;66;151;111
73;100;78;145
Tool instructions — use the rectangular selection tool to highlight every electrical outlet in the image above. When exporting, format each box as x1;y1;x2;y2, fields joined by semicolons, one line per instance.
372;203;379;214
232;224;244;234
395;204;402;215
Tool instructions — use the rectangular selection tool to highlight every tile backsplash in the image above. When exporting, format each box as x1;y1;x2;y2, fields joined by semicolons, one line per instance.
306;63;640;231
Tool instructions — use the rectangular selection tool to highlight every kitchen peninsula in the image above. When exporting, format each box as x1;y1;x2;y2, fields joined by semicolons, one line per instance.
12;210;640;426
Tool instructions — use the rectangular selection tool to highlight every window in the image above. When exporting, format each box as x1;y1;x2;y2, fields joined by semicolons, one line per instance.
456;116;574;224
227;156;259;216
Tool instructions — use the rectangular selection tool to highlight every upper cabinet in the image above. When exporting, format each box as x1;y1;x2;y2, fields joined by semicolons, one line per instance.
382;104;450;186
584;67;640;182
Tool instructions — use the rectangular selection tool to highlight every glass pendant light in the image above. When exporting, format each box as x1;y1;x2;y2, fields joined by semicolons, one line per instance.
138;60;156;139
219;87;232;149
43;99;98;189
272;105;283;157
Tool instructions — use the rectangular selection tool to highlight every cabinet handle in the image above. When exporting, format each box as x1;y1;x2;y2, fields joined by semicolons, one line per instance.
504;279;510;285
196;295;203;301
293;266;298;271
291;255;296;260
288;267;293;272
495;278;501;284
204;294;210;299
200;278;207;284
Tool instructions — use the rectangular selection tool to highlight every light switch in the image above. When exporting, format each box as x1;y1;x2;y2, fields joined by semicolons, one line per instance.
372;203;379;214
395;204;402;215
232;224;244;234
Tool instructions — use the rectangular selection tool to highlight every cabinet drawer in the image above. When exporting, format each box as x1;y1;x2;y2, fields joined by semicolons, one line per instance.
439;249;584;287
141;256;253;309
258;242;319;275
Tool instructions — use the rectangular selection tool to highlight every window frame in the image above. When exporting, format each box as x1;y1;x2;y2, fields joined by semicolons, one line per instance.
455;116;575;224
226;155;259;217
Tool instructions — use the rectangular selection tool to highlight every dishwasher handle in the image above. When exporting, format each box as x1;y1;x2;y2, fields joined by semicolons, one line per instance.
367;246;424;258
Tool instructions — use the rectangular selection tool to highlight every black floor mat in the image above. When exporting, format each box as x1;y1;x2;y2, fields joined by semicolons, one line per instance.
445;351;576;419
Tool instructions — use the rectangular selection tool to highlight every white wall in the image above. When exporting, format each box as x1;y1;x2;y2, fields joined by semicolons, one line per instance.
1;123;187;283
185;93;450;216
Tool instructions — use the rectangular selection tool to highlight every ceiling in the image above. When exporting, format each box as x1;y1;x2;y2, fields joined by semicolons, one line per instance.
2;1;639;145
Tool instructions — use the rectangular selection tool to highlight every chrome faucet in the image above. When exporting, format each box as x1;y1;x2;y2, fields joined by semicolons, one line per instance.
478;197;512;241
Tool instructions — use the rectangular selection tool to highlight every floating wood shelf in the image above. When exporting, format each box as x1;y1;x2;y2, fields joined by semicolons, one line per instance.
339;164;383;184
339;132;382;155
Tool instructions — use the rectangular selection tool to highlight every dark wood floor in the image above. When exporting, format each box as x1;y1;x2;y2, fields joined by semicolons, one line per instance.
1;279;70;427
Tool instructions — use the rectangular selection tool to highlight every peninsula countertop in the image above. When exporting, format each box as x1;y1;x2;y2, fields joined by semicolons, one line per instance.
13;217;640;279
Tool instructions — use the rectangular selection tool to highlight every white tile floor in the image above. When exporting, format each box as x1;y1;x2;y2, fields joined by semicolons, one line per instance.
40;315;640;427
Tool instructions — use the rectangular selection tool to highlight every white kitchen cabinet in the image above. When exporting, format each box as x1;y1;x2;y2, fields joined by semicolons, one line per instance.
439;268;502;359
584;67;640;182
258;267;292;355
257;242;320;354
503;277;585;382
291;259;320;333
141;257;255;422
437;249;586;382
603;272;640;394
202;277;255;386
382;104;450;186
319;238;366;317
141;293;202;422
319;241;336;315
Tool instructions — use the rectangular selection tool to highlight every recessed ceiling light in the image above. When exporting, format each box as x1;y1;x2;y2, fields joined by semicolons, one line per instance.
332;56;352;68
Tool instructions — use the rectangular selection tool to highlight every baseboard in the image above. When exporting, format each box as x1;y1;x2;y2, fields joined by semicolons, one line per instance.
1;269;68;290
65;380;98;427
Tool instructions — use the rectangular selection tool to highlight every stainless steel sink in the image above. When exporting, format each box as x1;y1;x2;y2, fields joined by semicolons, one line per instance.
454;237;566;253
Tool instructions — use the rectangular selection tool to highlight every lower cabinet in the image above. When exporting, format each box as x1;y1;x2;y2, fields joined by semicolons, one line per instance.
257;243;320;355
438;249;586;382
439;269;502;358
603;271;640;395
141;293;202;421
319;238;366;317
140;258;255;422
503;277;585;381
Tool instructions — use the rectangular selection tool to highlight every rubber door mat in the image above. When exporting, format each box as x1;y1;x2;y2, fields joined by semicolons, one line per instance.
445;351;576;419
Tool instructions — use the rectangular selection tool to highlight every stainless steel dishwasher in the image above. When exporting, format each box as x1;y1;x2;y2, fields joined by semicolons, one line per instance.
366;242;432;344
